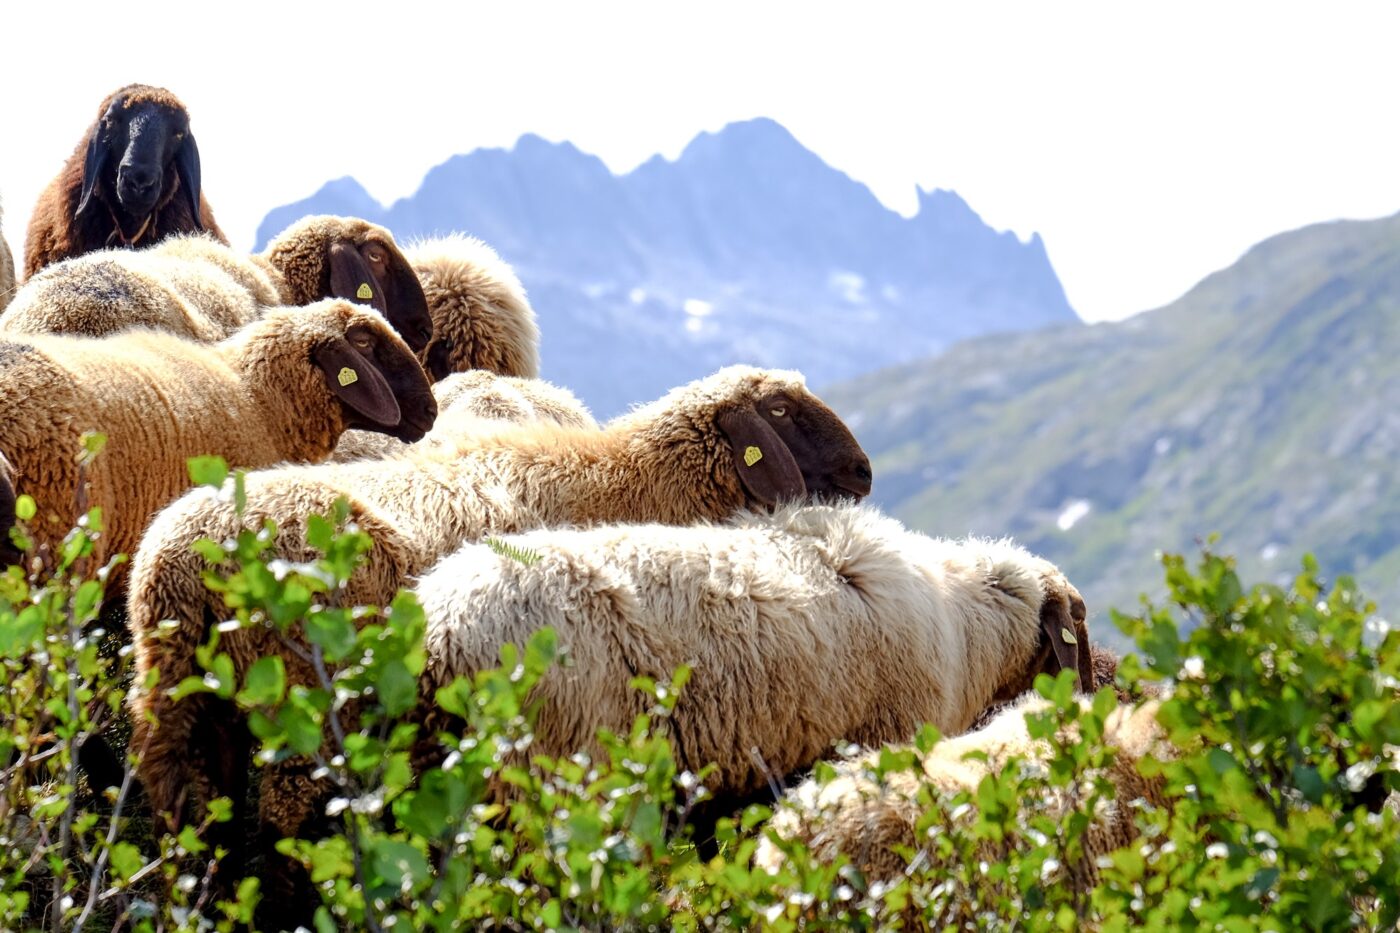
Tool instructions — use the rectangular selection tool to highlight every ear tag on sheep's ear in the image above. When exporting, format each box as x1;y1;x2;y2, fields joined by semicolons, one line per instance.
1061;627;1078;645
356;283;374;301
337;366;359;387
743;445;764;467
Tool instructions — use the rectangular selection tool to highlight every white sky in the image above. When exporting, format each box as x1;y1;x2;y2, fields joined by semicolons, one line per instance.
4;1;1400;322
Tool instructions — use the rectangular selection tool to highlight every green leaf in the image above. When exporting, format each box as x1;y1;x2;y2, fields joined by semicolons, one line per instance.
14;494;34;522
238;655;286;707
186;455;229;489
107;841;144;883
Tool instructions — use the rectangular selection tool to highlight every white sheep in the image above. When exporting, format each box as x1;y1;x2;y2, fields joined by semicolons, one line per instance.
754;694;1168;918
331;370;596;463
411;504;1093;807
126;365;872;867
0;298;434;578
0;215;434;351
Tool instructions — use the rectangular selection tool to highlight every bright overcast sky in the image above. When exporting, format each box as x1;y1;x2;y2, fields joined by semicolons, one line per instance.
4;2;1400;322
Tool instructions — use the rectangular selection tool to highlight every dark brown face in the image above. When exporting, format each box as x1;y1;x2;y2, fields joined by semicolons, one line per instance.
313;322;437;442
754;391;873;501
77;91;203;227
327;237;434;352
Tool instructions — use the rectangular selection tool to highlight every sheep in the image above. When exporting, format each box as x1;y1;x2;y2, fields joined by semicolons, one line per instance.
408;505;1092;813
752;694;1169;917
24;84;225;277
0;199;15;313
124;365;871;888
410;234;540;380
330;370;596;462
2;215;435;351
0;298;435;581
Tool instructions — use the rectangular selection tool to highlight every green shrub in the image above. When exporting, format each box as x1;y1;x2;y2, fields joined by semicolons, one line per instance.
0;452;1397;930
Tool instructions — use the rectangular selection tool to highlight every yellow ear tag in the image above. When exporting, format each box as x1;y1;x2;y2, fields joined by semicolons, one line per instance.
743;446;763;467
337;367;359;387
1061;627;1077;645
356;283;374;300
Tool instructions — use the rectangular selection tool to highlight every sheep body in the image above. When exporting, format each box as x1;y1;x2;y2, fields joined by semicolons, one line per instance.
0;200;15;313
0;299;432;572
25;85;225;277
413;504;1092;799
754;695;1168;905
409;234;540;379
2;216;430;348
127;365;870;840
331;370;596;462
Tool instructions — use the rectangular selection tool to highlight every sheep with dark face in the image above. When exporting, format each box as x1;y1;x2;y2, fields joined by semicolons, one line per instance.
5;216;435;351
24;84;225;277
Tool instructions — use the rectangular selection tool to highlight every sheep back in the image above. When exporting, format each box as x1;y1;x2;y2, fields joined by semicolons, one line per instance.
0;238;269;340
332;371;596;462
755;695;1169;899
415;505;1065;798
408;234;540;379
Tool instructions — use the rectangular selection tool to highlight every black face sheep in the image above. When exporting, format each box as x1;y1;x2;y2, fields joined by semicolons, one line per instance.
0;200;15;313
331;370;597;462
24;84;225;277
125;365;870;871
0;299;435;581
408;504;1094;813
3;215;435;351
408;234;540;380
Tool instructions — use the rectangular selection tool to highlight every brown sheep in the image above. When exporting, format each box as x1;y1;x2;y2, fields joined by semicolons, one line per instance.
125;365;871;918
0;199;15;313
24;84;225;277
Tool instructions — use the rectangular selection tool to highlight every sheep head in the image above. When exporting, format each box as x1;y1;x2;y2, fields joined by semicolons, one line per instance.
263;216;434;352
621;366;872;512
991;565;1092;703
76;84;203;239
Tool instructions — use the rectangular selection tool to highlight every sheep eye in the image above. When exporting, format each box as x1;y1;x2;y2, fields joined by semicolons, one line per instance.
770;406;787;418
352;336;373;351
366;246;388;266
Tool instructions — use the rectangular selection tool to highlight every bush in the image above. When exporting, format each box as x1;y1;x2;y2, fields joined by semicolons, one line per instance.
0;454;1396;930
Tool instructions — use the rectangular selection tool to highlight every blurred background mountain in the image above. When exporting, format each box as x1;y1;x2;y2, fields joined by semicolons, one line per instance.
258;118;1075;417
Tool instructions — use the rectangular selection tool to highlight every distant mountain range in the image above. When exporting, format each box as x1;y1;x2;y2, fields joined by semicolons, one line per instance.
824;211;1400;644
256;118;1076;416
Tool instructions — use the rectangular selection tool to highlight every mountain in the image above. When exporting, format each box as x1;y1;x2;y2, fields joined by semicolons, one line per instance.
256;119;1076;416
824;211;1400;645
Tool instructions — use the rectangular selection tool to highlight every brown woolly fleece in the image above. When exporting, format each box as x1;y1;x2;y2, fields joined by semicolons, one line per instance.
755;695;1171;913
0;299;431;579
1;216;424;345
24;85;226;278
408;234;540;379
332;370;596;462
126;365;870;855
412;505;1094;802
0;200;15;313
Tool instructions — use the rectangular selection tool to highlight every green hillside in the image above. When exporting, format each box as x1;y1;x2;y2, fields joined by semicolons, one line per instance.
826;211;1400;643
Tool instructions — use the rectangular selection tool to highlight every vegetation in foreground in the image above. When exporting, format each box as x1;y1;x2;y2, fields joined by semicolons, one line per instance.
0;460;1397;930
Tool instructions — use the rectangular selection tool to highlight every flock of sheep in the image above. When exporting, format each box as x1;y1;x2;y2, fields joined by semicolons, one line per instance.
0;84;1166;924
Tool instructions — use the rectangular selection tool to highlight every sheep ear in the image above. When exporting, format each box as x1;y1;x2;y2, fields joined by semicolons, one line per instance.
173;131;205;232
313;339;401;428
328;242;389;314
717;408;806;506
1039;592;1085;692
76;129;109;219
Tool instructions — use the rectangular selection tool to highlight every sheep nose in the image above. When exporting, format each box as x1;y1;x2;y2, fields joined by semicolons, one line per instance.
119;163;159;194
834;456;873;499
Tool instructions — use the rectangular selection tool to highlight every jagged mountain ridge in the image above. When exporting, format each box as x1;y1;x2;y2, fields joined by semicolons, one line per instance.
257;118;1076;415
